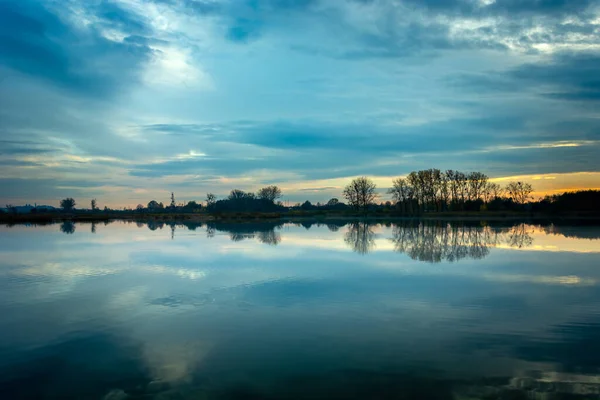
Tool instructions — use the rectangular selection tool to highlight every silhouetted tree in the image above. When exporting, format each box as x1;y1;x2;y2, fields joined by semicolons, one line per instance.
206;193;216;207
534;190;600;214
506;181;533;205
60;198;76;211
136;204;144;211
388;177;414;213
482;182;502;203
229;189;254;201
91;199;97;211
170;192;176;209
257;185;282;202
301;200;313;210
184;201;201;212
147;200;160;210
343;177;377;211
327;198;339;206
468;172;488;201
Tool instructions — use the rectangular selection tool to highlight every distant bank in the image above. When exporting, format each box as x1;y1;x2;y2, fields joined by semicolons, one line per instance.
2;210;600;224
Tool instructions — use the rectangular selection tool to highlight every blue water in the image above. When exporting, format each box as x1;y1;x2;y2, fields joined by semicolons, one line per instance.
1;220;599;399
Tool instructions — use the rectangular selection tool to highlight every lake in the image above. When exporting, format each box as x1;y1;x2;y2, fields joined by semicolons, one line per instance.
1;220;600;399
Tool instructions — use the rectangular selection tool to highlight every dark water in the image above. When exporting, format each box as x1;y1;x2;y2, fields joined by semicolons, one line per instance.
1;220;600;399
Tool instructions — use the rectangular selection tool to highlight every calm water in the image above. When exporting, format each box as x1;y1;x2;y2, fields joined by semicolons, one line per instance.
1;220;600;399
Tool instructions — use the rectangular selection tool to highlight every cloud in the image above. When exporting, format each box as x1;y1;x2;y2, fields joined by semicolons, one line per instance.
0;0;153;97
510;52;600;101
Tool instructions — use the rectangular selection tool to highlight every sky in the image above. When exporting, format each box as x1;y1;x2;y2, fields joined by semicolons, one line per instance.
1;0;599;208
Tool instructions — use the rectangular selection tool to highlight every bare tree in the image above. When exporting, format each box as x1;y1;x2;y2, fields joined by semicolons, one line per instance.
446;170;458;209
491;182;505;199
388;177;414;213
228;189;253;200
483;182;504;202
468;172;488;201
170;192;176;209
440;172;450;211
456;172;469;206
206;193;216;207
343;177;377;211
430;168;442;211
506;181;533;205
60;198;76;211
388;178;410;202
257;185;282;202
407;171;424;211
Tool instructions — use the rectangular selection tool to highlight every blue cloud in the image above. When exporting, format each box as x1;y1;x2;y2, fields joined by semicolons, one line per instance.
0;0;152;97
446;52;600;102
226;18;264;42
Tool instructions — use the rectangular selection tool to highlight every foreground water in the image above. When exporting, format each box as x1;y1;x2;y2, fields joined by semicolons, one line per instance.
1;220;600;399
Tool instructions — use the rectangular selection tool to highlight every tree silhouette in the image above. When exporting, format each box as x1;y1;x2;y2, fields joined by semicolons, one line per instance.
257;185;282;202
91;199;97;211
343;177;377;211
506;181;533;205
60;198;76;211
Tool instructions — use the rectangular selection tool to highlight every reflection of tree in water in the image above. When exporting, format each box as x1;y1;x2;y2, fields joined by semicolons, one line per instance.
206;225;215;238
344;222;376;255
257;229;281;245
327;224;341;232
542;224;600;240
507;223;534;248
60;221;76;234
229;232;255;242
203;222;284;245
389;222;532;262
147;220;164;231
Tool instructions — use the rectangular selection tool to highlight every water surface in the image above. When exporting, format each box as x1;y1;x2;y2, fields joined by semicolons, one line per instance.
1;220;600;399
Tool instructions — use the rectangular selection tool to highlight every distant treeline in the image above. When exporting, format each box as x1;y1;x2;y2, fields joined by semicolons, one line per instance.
2;170;599;216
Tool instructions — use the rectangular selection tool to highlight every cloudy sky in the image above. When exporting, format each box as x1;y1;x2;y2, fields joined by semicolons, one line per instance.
1;0;599;207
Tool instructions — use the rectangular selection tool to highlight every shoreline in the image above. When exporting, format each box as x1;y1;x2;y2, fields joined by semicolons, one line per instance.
2;212;600;224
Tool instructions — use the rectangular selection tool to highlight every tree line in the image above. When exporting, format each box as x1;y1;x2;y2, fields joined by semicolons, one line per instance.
337;169;535;213
4;171;599;216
